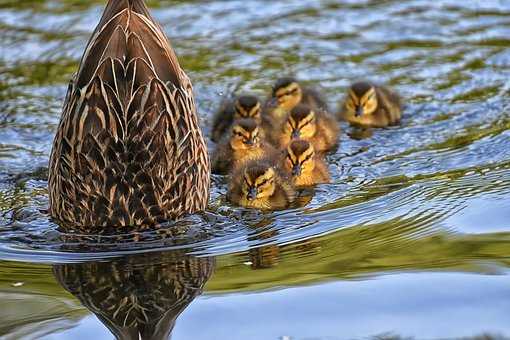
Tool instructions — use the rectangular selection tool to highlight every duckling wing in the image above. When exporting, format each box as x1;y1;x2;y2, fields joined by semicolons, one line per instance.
302;86;329;112
377;86;402;124
211;99;236;143
317;112;340;150
211;139;233;175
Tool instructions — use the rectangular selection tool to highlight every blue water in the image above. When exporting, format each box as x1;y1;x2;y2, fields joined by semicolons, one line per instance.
1;0;510;339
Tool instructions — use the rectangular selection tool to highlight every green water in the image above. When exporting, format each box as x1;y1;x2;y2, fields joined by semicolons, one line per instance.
1;0;510;339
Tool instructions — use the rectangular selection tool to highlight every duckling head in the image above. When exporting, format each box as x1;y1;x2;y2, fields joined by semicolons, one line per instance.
234;95;262;121
272;77;303;111
285;139;316;178
229;118;261;151
242;163;276;201
283;104;317;141
346;82;378;117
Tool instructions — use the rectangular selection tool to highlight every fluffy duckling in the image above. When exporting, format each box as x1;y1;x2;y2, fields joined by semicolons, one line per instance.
276;104;339;152
212;118;276;175
282;139;330;187
265;77;329;126
227;159;295;210
339;81;402;128
211;95;262;142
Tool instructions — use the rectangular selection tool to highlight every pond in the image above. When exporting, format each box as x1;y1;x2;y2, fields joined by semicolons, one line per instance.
1;0;510;339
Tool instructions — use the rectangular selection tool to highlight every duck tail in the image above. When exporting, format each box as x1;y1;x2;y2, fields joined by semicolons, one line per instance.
99;0;151;26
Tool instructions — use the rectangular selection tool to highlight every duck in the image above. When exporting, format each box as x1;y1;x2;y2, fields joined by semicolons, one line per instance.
275;104;339;152
211;118;277;175
281;139;330;187
211;94;263;143
227;159;295;210
48;0;210;229
264;77;329;129
339;81;402;128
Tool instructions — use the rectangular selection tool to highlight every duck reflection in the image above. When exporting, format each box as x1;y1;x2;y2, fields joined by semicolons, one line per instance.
247;217;322;270
53;251;214;340
249;228;280;269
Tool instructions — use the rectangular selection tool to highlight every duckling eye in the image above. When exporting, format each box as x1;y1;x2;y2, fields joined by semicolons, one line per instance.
300;153;313;165
361;94;376;108
300;117;315;128
256;179;269;188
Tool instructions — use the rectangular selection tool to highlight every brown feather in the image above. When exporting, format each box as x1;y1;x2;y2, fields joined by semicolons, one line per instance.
49;0;210;230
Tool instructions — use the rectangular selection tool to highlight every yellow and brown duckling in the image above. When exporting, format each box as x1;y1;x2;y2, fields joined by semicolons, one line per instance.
212;118;276;175
282;139;330;187
276;104;339;152
339;81;402;128
211;95;263;142
227;159;295;210
265;77;329;126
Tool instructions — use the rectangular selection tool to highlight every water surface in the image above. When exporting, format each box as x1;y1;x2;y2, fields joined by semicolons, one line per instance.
1;0;510;339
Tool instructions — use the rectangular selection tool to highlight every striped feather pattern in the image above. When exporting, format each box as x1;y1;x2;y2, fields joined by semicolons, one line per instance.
54;252;214;340
49;0;210;230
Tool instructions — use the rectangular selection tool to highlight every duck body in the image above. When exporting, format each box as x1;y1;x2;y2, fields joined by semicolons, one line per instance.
339;81;402;128
211;118;277;175
227;159;295;210
48;0;210;229
275;104;339;153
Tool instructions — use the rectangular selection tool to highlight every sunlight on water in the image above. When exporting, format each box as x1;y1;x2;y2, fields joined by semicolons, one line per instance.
0;0;510;339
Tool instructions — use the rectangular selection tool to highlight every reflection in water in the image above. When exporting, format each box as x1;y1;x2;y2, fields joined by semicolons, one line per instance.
348;127;374;140
247;215;321;270
249;229;280;270
53;251;214;340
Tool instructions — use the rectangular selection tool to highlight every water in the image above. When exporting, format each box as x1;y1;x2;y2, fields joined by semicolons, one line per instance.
1;0;510;339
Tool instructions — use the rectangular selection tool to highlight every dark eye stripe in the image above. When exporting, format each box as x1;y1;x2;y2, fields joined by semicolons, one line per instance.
299;117;314;128
257;179;268;187
362;92;376;105
300;153;313;165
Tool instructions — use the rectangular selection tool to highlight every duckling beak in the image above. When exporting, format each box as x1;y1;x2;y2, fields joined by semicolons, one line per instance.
292;165;302;176
355;106;364;117
247;187;257;201
291;130;300;139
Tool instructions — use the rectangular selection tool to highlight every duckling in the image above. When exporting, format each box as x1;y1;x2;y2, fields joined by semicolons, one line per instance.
339;81;402;128
276;104;339;152
211;95;263;142
264;77;329;127
212;118;276;175
282;139;330;187
227;159;295;210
